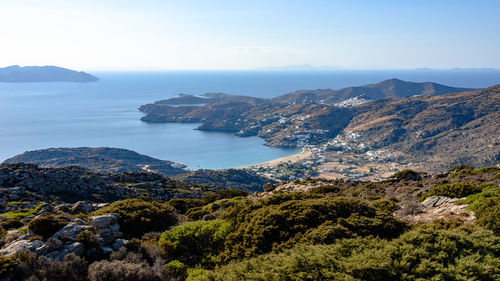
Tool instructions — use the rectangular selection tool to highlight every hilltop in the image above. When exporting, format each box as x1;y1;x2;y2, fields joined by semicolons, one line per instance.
271;78;473;104
3;147;186;177
0;65;99;83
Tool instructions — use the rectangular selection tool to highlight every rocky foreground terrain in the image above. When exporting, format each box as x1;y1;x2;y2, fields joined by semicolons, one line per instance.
0;163;497;280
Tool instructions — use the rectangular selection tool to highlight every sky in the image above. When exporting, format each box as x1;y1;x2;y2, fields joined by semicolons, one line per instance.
0;0;499;70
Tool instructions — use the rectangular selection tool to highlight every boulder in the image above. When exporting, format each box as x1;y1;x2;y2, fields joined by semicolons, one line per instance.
51;222;92;241
89;214;118;229
72;201;94;213
263;183;276;192
112;239;127;250
0;239;43;256
54;203;72;212
89;213;122;244
5;230;25;242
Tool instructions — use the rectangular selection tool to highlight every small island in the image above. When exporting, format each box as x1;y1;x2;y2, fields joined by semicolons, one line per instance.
0;65;99;83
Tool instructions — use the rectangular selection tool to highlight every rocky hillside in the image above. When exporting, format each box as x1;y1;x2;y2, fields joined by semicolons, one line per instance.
0;163;216;203
0;65;99;83
344;85;500;169
172;169;277;192
3;147;187;177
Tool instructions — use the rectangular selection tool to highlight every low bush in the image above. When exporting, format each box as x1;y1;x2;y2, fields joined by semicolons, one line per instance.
371;199;399;213
27;214;69;240
0;203;46;220
390;169;421;181
0;218;23;230
194;229;500;281
185;207;210;221
309;185;340;194
470;166;500;175
0;255;18;280
421;182;483;201
91;199;177;238
221;197;407;261
201;189;248;204
88;259;165;281
472;197;499;234
76;230;99;249
159;219;233;267
459;184;499;211
167;199;204;214
163;260;188;280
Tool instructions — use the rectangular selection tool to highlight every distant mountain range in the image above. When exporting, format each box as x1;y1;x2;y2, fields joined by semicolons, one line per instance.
271;78;474;104
256;64;345;71
0;65;99;82
146;79;473;107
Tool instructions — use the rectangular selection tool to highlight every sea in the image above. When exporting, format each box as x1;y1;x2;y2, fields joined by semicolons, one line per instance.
0;69;499;169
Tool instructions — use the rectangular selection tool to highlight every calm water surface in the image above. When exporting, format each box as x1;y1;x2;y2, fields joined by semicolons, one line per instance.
0;70;498;169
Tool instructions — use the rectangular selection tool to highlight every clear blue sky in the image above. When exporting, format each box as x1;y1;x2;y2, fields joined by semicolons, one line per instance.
1;0;499;70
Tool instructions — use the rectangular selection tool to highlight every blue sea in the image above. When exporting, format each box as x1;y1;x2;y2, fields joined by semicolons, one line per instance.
0;69;499;169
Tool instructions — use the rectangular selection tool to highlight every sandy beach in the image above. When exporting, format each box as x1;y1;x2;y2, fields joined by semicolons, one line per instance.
239;148;312;169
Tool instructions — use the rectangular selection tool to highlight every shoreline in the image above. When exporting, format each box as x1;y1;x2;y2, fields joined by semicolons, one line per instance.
238;148;312;169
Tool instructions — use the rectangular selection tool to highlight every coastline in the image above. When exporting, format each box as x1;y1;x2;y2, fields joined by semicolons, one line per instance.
238;148;312;169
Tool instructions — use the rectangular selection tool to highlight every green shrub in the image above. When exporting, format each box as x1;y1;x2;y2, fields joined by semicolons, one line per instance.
470;166;500;175
221;197;406;261
0;218;23;230
202;189;248;204
0;255;18;279
371;199;399;213
390;169;421;181
185;207;210;221
159;219;233;267
194;229;500;281
163;260;188;280
91;199;177;238
299;221;353;244
309;185;340;194
27;214;69;240
460;184;499;211
0;226;6;239
0;203;46;220
472;197;499;234
76;230;99;249
167;198;204;214
421;182;483;201
447;165;474;176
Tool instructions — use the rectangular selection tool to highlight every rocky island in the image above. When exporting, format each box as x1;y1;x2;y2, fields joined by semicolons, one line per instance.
0;65;99;83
